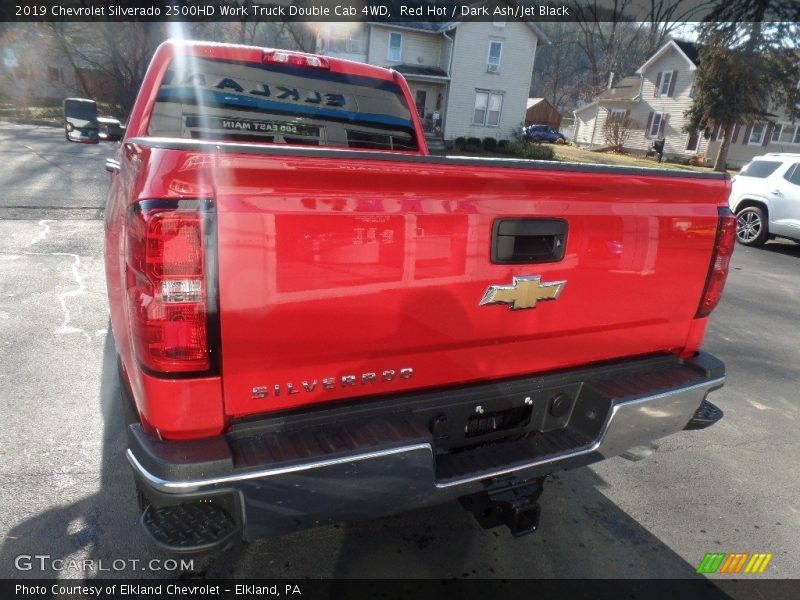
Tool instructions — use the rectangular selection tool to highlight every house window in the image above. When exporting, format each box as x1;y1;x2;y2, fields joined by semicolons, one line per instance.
487;93;503;126
649;112;663;137
47;66;61;82
608;109;627;125
414;90;427;119
771;123;784;142
748;123;766;145
659;71;672;96
473;91;503;126
689;83;695;98
686;131;700;152
388;32;402;61
487;41;502;73
328;26;367;54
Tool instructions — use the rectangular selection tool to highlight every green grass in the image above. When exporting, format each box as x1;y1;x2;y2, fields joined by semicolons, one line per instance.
552;144;712;171
0;105;61;121
449;141;732;174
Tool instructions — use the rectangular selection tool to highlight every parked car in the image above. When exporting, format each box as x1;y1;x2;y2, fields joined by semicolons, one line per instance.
97;116;125;142
728;153;800;246
524;124;567;144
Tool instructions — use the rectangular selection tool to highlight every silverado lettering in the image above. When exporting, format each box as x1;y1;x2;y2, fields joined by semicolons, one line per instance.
89;41;732;551
251;368;414;399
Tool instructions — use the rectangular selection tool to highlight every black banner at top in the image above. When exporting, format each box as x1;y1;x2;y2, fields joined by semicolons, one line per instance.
2;0;799;23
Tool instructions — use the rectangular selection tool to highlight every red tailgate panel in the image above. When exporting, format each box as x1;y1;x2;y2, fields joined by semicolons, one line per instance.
214;154;728;419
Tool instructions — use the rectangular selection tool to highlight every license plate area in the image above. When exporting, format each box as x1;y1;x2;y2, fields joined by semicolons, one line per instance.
465;405;533;438
420;382;588;453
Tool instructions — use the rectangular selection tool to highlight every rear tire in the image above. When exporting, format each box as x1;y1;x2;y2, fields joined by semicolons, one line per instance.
735;206;769;246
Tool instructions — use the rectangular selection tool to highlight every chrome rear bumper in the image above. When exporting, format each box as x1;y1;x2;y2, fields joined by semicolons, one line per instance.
128;352;724;548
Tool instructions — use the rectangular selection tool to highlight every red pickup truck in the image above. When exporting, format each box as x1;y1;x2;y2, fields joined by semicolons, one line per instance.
85;41;733;552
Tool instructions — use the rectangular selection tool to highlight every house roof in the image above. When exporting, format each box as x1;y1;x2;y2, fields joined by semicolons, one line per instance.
393;63;449;78
389;22;447;33
573;101;598;115
674;40;700;66
598;76;641;101
636;39;699;74
527;97;545;109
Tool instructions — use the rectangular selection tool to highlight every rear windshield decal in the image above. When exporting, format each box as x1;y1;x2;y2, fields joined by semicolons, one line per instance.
156;88;413;130
184;115;320;137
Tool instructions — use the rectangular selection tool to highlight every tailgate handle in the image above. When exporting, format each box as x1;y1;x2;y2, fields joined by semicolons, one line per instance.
491;219;567;264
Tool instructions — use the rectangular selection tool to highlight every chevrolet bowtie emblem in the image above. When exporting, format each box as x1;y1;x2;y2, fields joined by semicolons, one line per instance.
480;276;566;310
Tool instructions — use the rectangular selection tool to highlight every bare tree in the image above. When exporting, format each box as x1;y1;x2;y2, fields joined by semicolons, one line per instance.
569;0;713;100
642;0;717;54
571;0;644;98
532;22;590;112
47;22;165;113
603;109;638;152
47;23;92;98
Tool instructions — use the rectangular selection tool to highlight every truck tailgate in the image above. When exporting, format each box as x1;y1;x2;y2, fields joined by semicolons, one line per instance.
212;150;729;418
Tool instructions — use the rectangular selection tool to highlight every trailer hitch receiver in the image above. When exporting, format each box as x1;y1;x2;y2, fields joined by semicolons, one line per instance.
459;477;545;537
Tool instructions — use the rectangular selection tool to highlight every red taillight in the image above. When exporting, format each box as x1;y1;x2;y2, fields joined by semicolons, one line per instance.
126;200;215;373
696;207;736;318
263;50;330;69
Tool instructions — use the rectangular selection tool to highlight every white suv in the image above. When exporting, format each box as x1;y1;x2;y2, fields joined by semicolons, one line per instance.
729;153;800;246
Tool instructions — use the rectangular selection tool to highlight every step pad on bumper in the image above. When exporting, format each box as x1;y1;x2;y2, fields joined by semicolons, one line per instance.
141;501;239;553
684;399;724;430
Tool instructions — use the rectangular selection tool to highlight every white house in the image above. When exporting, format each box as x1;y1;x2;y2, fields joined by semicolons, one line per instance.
572;40;709;161
573;39;800;168
1;43;77;104
316;16;548;143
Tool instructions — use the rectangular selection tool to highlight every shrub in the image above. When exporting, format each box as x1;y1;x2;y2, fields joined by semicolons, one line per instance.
511;125;526;142
482;137;497;152
497;139;509;153
506;141;556;161
464;138;483;152
454;136;466;151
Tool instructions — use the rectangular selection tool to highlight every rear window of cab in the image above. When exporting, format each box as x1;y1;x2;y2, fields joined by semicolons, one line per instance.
148;56;419;151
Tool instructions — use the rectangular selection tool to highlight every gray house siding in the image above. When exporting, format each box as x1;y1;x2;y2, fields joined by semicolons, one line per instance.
318;20;540;142
367;25;445;68
573;41;711;161
706;111;800;168
444;21;537;141
627;48;708;158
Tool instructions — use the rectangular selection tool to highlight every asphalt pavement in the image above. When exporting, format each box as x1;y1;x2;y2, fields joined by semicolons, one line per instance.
0;122;797;587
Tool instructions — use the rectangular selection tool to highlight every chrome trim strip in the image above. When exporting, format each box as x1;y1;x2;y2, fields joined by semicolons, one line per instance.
127;443;434;495
126;137;729;180
128;377;724;494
